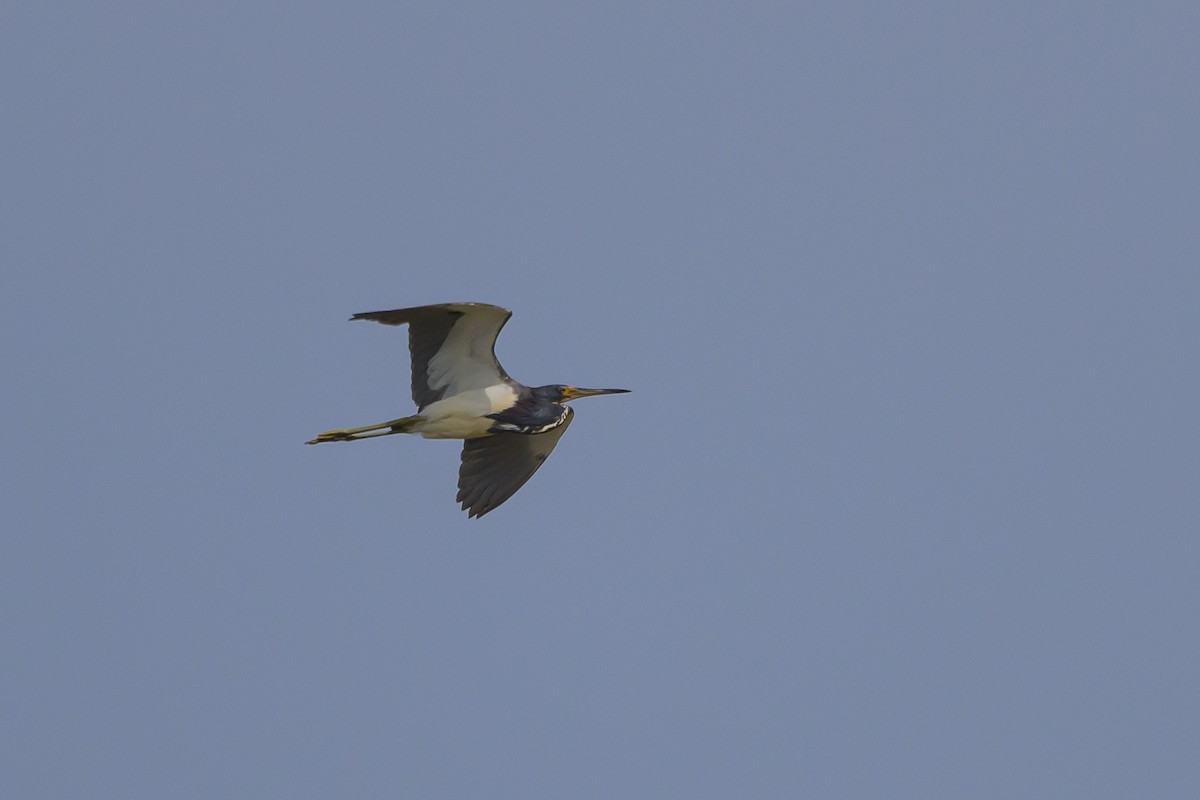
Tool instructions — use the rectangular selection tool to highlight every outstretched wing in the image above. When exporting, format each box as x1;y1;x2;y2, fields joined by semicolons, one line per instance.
352;303;513;409
456;408;574;518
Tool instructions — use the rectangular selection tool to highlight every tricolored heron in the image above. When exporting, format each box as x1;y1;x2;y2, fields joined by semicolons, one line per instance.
307;303;629;518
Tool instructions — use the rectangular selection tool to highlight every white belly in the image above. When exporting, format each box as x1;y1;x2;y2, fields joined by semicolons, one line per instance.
412;385;518;440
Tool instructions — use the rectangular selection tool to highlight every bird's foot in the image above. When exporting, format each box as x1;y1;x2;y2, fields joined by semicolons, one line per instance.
305;429;353;444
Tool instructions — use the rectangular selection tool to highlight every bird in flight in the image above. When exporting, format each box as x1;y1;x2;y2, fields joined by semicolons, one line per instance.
307;303;629;518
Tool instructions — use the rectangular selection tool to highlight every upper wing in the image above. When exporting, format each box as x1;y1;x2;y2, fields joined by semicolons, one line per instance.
352;303;513;409
456;408;574;518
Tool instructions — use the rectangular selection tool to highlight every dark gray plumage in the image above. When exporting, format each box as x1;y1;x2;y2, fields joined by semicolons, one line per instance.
457;407;574;518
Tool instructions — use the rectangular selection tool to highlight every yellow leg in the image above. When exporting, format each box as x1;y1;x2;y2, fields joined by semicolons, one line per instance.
305;416;418;445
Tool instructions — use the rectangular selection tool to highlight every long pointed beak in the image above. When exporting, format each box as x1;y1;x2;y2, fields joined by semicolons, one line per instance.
563;387;631;400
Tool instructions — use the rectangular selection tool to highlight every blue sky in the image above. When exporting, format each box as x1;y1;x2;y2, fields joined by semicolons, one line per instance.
3;2;1198;797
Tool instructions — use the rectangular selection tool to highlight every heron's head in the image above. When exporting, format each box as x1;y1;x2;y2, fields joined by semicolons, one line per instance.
534;384;631;403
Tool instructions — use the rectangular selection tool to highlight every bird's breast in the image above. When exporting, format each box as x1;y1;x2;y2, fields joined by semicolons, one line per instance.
412;384;519;440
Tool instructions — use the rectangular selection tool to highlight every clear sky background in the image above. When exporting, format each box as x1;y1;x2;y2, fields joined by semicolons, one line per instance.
3;2;1198;798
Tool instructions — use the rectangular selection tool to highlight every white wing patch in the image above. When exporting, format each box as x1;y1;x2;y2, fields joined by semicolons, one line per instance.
484;383;520;412
424;306;510;396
